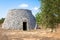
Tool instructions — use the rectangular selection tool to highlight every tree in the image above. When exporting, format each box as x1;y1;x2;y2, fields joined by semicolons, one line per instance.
36;0;60;32
0;18;5;24
36;12;41;25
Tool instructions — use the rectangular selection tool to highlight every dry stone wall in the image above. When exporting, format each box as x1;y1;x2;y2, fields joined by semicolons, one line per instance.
2;9;36;30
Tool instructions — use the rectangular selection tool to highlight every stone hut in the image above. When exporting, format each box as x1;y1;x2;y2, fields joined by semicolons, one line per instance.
2;9;36;30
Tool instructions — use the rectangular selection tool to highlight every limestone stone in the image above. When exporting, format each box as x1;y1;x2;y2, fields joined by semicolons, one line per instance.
2;9;36;30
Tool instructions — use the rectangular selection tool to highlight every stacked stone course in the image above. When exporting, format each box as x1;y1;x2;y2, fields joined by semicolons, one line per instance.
2;9;36;30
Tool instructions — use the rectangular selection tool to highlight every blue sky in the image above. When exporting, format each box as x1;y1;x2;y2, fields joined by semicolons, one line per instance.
0;0;40;18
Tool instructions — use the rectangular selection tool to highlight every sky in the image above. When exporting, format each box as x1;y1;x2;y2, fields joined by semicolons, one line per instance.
0;0;40;18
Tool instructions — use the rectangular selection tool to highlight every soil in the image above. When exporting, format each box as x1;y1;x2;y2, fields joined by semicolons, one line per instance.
0;24;60;40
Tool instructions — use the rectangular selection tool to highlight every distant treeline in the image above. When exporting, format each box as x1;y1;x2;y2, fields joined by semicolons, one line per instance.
0;18;5;24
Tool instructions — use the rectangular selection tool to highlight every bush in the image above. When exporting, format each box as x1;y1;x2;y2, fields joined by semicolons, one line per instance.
0;18;5;24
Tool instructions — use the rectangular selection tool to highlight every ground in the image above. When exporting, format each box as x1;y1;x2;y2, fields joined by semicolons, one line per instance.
0;24;60;40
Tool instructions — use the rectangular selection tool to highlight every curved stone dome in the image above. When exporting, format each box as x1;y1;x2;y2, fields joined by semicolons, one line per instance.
2;9;36;30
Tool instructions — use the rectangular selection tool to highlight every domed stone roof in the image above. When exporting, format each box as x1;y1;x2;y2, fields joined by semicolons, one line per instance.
2;9;36;30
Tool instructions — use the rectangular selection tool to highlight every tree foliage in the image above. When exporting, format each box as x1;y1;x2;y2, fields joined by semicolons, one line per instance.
0;18;5;24
36;0;60;31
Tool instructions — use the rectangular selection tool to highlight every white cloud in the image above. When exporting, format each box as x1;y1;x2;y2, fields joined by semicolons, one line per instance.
33;7;39;11
19;3;28;8
31;7;39;16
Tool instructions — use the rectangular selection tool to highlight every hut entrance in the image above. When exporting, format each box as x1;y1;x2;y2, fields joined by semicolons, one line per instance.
23;22;27;30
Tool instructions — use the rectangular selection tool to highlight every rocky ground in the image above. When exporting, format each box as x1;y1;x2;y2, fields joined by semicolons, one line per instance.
0;24;60;40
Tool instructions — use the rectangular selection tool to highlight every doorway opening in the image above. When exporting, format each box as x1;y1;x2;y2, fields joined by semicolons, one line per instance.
23;22;27;30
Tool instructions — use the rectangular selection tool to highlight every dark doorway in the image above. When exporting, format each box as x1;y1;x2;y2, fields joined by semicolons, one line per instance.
23;22;27;30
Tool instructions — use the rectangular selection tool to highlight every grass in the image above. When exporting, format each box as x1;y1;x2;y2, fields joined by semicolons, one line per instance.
0;24;60;40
